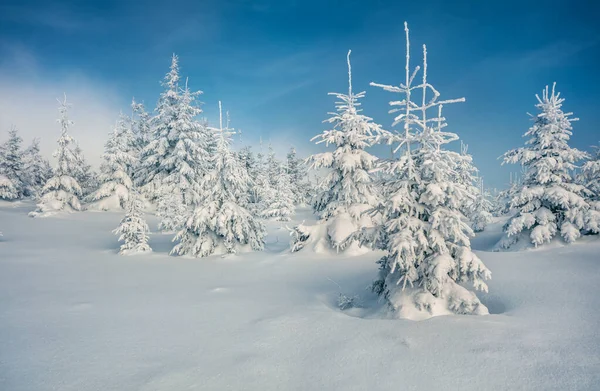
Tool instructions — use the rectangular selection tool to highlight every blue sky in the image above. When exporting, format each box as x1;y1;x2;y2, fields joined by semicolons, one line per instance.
0;0;598;188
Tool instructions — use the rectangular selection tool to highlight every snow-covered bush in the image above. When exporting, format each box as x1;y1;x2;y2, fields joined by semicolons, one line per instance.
367;23;491;319
113;190;152;255
30;95;83;217
172;103;266;257
87;113;138;211
0;174;18;200
500;83;596;247
292;50;385;253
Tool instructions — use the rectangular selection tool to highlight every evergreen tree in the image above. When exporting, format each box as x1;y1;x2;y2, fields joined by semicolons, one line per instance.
30;95;83;217
156;191;187;232
471;177;493;232
367;23;491;319
0;127;26;198
266;144;279;188
72;145;97;198
582;143;600;201
113;190;152;255
131;99;151;151
172;102;266;257
23;138;52;198
87;113;138;211
249;143;273;214
501;83;596;247
293;50;384;252
138;55;209;207
262;163;295;221
286;147;311;205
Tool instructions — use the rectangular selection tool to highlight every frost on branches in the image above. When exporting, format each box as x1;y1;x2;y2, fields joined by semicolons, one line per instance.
30;95;83;217
87;113;138;211
499;84;597;248
291;50;384;254
137;55;209;207
367;23;491;320
172;102;266;258
113;190;152;255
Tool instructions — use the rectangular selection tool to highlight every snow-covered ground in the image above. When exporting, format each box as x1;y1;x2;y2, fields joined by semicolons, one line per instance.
1;201;599;390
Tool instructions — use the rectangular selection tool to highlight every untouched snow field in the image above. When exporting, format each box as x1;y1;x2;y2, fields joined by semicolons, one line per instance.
1;201;599;391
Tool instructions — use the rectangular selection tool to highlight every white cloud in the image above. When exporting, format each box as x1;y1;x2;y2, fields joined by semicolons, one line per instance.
0;70;123;169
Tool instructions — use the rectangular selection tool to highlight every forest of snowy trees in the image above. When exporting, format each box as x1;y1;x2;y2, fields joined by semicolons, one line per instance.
1;23;599;319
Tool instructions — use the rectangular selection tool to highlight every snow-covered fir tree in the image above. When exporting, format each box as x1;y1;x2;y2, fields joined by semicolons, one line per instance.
248;142;273;215
286;147;311;205
113;189;152;255
156;191;187;232
291;50;384;253
0;127;26;198
366;23;491;319
172;102;266;257
500;83;597;247
87;113;138;211
131;99;151;151
453;142;480;218
138;55;209;208
471;177;493;232
72;145;97;198
262;163;295;221
581;143;600;201
23;138;52;198
30;95;83;217
266;144;280;188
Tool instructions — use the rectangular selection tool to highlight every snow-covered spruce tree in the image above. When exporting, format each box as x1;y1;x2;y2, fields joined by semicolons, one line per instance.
266;144;281;188
249;143;273;215
113;190;152;255
367;23;491;319
23;138;52;198
156;190;187;232
292;50;384;253
471;177;493;232
453;142;480;218
172;102;266;257
0;127;26;198
72;145;97;198
138;55;209;207
286;147;311;205
262;163;295;221
581;144;600;201
581;144;600;233
500;83;595;247
30;95;83;217
87;113;138;211
131;99;151;152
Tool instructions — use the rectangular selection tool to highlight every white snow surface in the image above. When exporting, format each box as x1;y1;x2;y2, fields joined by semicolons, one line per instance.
1;201;599;390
